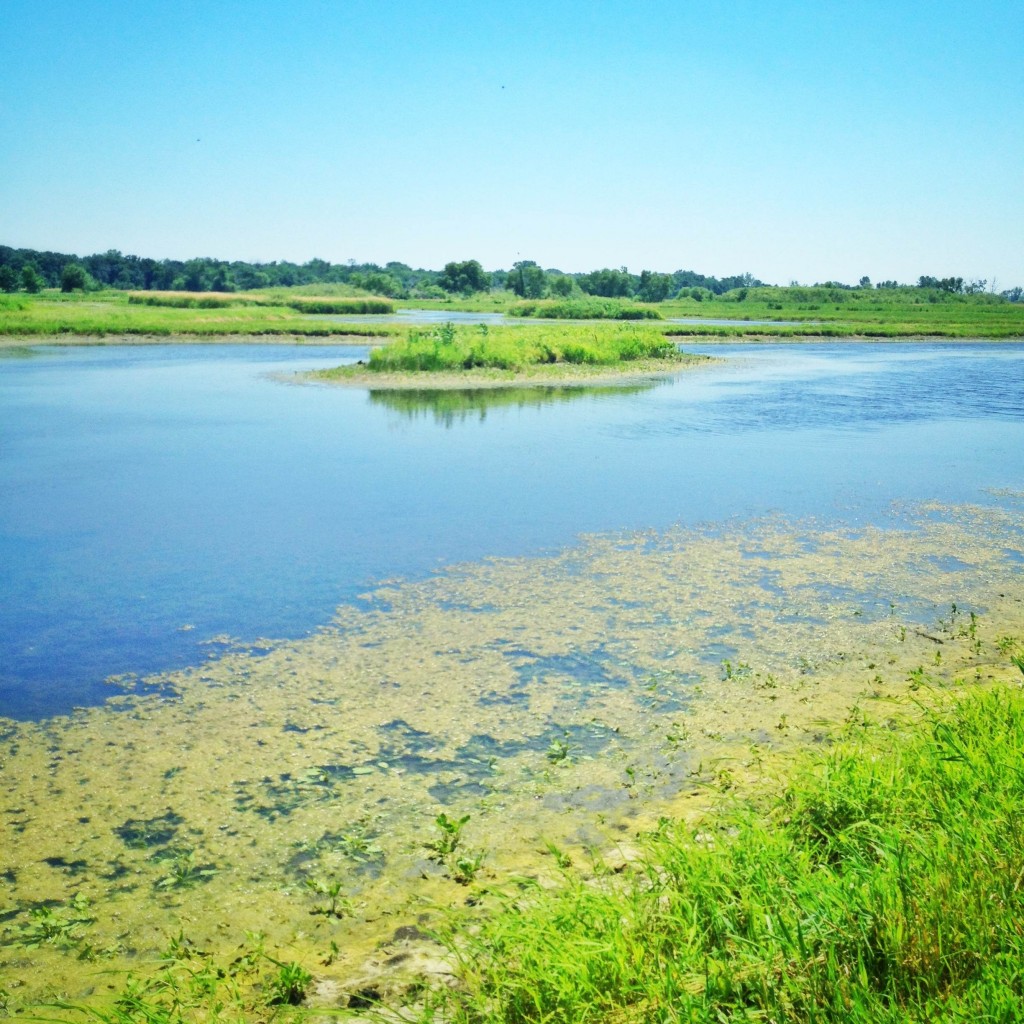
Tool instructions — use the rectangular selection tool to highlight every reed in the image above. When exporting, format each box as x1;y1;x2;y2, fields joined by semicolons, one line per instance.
510;298;663;320
284;296;395;315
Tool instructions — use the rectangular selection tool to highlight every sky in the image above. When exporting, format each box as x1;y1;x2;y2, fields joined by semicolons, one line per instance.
1;0;1021;287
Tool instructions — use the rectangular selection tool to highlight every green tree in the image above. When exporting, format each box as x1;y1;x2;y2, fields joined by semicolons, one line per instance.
60;262;89;292
0;265;17;292
636;270;673;302
509;260;547;299
438;259;490;295
549;274;574;297
21;263;44;293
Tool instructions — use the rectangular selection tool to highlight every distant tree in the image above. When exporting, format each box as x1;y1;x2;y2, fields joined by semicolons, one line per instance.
438;259;490;295
208;265;234;292
21;263;43;293
181;259;210;292
876;280;900;289
0;265;17;292
60;262;89;292
1001;286;1022;303
964;278;987;295
509;260;548;299
549;273;574;297
637;270;673;302
858;276;871;289
578;267;634;298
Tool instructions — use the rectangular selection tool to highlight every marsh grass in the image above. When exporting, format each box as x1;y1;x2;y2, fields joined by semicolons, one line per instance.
363;322;682;372
284;296;394;315
419;681;1024;1023
0;291;395;338
510;298;663;321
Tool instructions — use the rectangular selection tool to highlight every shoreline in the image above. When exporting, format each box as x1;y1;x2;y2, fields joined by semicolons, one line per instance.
305;354;714;390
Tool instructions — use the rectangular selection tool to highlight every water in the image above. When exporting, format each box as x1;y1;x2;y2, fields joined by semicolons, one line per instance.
2;341;1022;719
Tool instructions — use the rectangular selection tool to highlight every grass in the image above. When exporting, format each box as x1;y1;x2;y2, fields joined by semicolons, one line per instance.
414;673;1024;1023
353;321;685;373
398;287;1024;338
0;290;395;339
3;286;1022;341
509;298;663;320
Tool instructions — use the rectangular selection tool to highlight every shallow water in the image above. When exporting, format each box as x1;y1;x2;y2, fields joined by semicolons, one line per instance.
3;339;1024;1006
1;341;1023;719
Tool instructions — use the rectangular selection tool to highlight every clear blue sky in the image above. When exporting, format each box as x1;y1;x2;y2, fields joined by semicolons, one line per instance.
2;0;1021;287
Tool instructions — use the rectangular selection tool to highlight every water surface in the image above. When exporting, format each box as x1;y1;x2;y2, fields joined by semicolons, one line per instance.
1;341;1022;718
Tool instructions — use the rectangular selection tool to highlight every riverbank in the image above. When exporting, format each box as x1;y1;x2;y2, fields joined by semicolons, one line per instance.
0;332;380;348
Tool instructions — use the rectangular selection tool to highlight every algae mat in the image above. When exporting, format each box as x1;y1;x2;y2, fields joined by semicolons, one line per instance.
2;498;1023;1008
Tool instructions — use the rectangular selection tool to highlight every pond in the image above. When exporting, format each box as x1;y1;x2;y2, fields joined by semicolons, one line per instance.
1;341;1022;719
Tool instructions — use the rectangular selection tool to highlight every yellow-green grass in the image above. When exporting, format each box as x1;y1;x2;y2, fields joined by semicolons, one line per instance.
316;321;690;378
0;291;395;339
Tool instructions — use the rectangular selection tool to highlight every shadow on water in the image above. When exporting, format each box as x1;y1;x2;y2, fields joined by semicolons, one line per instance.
367;381;662;426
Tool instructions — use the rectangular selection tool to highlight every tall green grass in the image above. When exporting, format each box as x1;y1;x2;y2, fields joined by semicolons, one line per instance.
364;322;682;372
0;292;395;338
284;296;394;315
421;677;1024;1023
510;298;663;321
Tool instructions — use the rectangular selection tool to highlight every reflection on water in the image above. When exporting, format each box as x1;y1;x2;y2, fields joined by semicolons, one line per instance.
2;341;1023;718
368;381;660;425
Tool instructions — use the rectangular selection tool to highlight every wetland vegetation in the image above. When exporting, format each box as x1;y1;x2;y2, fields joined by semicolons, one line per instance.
2;498;1024;1019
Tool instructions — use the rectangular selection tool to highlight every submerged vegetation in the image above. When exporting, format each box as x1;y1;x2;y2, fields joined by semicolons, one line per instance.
422;678;1024;1023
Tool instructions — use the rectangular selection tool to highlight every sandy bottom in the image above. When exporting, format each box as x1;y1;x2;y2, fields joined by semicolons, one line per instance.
2;497;1023;1006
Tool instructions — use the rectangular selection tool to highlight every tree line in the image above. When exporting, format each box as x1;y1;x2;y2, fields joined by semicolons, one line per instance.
0;245;1019;302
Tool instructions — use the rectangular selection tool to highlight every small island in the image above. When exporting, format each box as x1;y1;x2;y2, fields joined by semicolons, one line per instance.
310;320;713;390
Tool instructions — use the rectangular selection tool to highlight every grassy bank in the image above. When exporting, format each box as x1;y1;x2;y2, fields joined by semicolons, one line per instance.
401;288;1024;338
0;291;395;339
3;287;1023;341
421;672;1024;1023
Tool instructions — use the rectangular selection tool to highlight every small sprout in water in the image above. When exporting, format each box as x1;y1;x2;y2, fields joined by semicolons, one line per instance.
305;877;351;918
543;840;572;869
546;737;571;764
453;851;485;885
934;650;942;666
427;813;470;861
265;957;312;1006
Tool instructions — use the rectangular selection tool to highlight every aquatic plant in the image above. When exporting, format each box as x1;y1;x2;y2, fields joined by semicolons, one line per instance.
304;876;352;918
426;812;470;861
265;958;313;1005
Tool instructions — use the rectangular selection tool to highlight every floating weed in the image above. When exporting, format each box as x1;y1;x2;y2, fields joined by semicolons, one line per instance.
304;877;352;918
426;813;470;862
154;849;217;890
11;893;94;951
